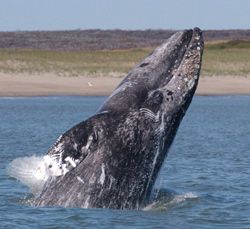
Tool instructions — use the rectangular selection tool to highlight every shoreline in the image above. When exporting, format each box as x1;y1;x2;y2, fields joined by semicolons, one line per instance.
1;74;250;97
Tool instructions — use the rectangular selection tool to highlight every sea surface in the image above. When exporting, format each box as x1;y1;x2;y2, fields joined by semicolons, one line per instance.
0;96;249;228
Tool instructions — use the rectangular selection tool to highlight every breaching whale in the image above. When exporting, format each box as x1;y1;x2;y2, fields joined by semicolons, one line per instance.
10;28;204;209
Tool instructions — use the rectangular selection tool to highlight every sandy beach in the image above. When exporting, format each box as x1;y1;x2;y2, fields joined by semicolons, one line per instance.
0;73;250;97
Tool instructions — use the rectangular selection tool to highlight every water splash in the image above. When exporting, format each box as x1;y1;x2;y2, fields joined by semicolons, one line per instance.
143;189;199;211
7;155;62;196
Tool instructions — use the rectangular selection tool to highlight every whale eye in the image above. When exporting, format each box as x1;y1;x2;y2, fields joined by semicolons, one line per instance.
145;90;163;113
150;90;163;105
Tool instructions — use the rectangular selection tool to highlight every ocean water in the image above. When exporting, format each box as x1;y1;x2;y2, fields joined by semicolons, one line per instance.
0;96;250;228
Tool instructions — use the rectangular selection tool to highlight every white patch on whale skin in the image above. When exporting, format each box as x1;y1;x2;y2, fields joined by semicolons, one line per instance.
99;163;106;185
73;143;78;151
98;110;110;115
83;195;90;208
62;164;69;175
144;114;165;196
65;156;77;168
54;142;64;154
85;135;93;150
108;176;115;189
77;176;84;184
187;79;195;89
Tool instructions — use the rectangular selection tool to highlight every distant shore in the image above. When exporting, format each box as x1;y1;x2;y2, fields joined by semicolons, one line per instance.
1;73;250;97
0;29;249;97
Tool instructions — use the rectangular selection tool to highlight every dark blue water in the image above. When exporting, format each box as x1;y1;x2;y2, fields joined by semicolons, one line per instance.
1;96;250;228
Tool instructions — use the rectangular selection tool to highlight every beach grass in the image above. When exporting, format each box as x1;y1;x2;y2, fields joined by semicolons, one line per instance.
202;40;250;76
0;48;150;77
0;40;249;77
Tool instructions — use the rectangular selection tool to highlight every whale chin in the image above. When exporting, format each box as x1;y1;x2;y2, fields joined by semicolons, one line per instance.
12;28;204;209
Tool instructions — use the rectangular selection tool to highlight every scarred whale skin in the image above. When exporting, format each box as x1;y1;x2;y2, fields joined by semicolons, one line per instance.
35;28;204;209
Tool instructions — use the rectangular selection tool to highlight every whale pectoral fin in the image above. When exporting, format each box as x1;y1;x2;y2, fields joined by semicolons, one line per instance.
46;120;91;173
47;114;107;175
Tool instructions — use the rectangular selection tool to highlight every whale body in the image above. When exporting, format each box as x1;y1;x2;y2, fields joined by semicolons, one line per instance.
15;28;204;209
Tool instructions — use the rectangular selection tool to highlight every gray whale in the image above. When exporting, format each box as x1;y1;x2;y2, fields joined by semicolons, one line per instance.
35;28;204;209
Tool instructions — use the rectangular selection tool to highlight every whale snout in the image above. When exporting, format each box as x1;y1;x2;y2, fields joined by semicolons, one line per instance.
160;28;204;108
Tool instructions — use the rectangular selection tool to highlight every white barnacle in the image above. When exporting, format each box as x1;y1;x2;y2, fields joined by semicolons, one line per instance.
99;163;106;185
195;64;200;69
195;35;200;40
188;79;195;89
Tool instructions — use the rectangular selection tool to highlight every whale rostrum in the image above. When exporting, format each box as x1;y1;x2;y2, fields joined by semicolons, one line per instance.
35;28;204;209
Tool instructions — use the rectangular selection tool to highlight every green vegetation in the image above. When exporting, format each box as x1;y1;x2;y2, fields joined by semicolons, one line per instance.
202;40;250;76
0;48;150;77
205;40;250;50
0;40;249;77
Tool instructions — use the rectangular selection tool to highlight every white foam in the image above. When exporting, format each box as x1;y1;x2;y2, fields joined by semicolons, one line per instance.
143;192;199;211
7;155;63;196
170;192;198;204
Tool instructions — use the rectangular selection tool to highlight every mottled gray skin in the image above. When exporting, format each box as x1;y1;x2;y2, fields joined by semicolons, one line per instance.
35;28;204;209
